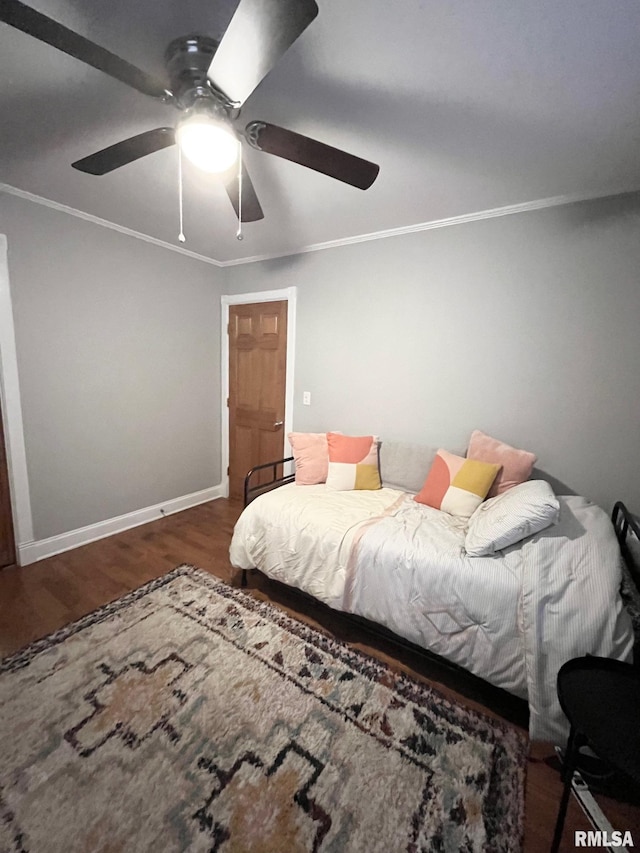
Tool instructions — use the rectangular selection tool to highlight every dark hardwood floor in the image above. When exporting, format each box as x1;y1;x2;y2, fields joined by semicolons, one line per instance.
1;497;638;851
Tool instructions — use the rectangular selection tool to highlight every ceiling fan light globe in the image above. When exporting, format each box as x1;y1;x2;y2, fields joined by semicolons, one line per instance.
176;116;238;173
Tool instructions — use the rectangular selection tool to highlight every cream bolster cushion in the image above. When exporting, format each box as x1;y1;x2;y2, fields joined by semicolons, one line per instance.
465;479;560;556
379;441;464;494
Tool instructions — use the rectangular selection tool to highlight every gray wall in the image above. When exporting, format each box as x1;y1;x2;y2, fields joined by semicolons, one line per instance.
224;193;640;514
3;189;639;543
0;194;223;540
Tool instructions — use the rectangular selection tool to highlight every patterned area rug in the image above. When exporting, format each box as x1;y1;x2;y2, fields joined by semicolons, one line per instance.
0;566;527;852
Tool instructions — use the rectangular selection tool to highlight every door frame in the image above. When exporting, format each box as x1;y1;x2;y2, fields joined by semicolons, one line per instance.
0;235;34;560
220;287;297;499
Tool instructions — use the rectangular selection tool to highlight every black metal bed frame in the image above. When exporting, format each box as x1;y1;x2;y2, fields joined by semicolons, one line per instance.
243;455;295;507
612;501;640;590
240;456;294;588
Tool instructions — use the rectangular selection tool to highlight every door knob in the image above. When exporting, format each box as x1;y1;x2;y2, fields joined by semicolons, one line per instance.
274;421;284;428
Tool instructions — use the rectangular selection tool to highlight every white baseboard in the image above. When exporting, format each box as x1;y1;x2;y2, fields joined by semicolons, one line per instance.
17;484;225;566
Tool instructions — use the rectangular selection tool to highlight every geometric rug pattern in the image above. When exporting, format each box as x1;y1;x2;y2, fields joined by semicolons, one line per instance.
0;566;527;852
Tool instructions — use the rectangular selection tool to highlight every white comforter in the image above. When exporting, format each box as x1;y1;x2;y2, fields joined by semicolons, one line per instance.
229;484;633;743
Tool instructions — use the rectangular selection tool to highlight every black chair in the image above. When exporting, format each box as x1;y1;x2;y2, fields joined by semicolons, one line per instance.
551;655;640;852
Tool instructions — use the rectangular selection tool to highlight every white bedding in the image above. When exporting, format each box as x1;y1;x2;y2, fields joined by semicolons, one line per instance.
229;483;634;743
230;485;406;608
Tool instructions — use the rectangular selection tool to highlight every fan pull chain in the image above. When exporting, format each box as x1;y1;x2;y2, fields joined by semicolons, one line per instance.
236;145;243;241
178;147;186;243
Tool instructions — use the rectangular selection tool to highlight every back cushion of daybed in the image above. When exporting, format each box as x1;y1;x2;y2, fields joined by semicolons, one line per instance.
379;442;464;494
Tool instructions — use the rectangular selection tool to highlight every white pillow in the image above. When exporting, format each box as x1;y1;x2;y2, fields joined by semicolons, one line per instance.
465;480;560;556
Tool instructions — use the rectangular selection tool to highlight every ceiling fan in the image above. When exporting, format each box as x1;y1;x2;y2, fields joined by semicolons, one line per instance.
0;0;380;227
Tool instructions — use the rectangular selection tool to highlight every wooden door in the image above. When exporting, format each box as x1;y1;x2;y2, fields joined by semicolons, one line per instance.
0;398;16;569
228;300;288;500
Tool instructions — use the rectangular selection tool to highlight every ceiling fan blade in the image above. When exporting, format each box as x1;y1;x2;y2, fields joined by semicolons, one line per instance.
207;0;318;106
0;0;169;99
245;122;380;190
223;160;264;222
72;128;176;175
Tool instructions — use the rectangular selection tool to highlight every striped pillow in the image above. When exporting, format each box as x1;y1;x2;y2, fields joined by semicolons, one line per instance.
414;449;500;518
465;480;560;556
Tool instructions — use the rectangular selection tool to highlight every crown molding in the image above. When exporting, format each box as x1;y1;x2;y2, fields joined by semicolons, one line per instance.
0;183;224;267
222;185;640;266
3;181;638;269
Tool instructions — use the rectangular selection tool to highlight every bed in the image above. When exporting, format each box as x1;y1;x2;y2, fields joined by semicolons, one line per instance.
229;439;636;745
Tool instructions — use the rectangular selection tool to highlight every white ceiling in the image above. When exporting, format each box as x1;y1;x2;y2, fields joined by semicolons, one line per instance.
2;0;640;265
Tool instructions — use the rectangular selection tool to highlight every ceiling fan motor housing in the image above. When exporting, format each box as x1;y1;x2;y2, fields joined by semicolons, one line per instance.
165;35;223;110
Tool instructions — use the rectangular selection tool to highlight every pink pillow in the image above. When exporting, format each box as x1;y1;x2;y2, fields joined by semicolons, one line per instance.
467;430;537;496
288;432;330;485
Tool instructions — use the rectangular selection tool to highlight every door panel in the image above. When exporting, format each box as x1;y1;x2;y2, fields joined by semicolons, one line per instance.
228;300;287;500
0;398;17;569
